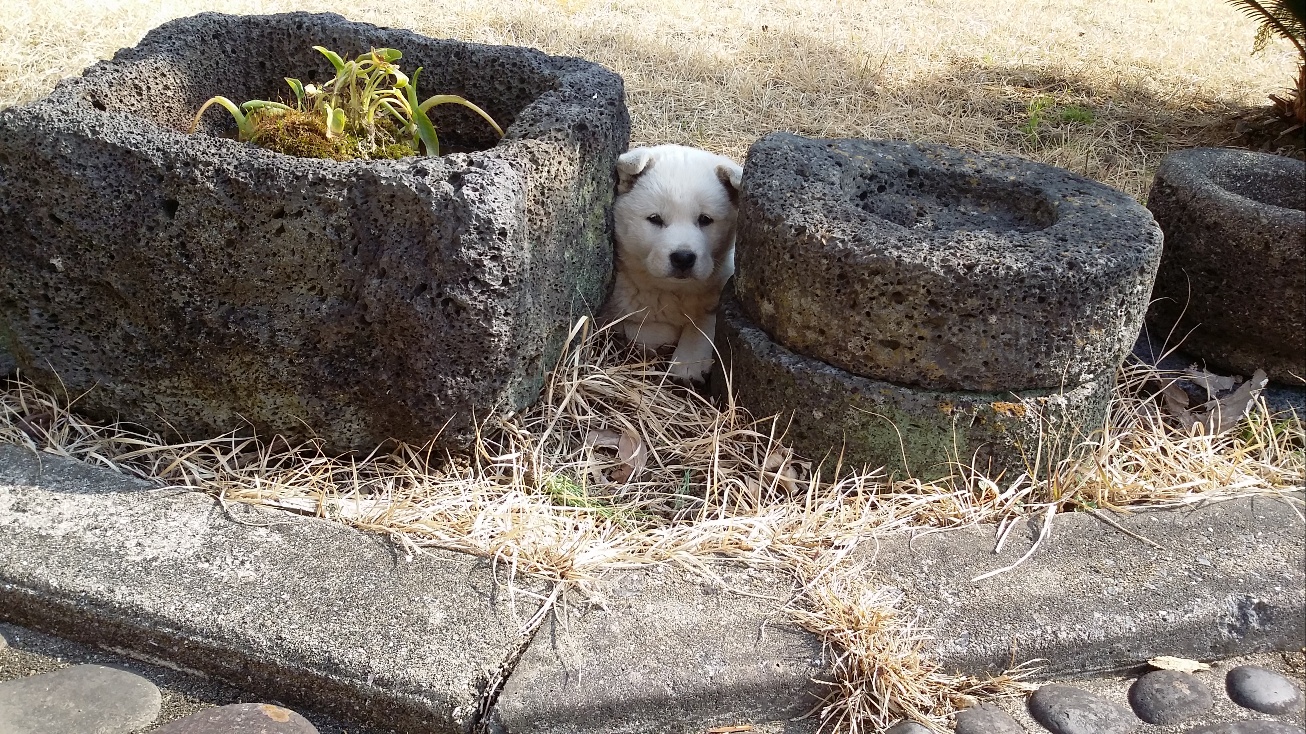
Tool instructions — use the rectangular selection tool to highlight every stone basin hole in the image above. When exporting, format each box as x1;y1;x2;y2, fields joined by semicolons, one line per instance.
1208;164;1306;212
849;166;1059;233
83;18;557;155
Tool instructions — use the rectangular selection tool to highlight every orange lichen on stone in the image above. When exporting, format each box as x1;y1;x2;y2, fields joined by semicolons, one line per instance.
991;401;1027;417
259;704;292;722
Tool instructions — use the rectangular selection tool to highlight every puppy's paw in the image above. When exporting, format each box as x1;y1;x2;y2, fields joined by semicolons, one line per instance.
667;356;711;385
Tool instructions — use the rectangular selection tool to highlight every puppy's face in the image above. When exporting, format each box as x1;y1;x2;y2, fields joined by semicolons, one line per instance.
613;145;743;285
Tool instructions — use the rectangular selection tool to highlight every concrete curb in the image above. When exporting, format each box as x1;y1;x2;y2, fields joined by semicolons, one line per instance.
0;445;545;733
486;564;827;734
861;497;1305;677
1;444;1303;734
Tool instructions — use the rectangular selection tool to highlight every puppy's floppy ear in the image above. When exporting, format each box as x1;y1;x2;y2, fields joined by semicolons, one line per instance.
715;161;743;204
616;148;655;194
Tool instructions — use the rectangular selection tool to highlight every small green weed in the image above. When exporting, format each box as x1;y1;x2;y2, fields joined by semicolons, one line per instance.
1058;105;1095;124
1020;95;1094;142
190;46;503;160
1018;94;1056;139
540;473;632;520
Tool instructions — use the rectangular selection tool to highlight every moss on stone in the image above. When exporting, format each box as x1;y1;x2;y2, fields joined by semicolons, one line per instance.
714;299;1113;481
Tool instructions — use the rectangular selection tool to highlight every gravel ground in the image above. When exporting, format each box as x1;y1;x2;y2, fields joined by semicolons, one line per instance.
0;622;392;734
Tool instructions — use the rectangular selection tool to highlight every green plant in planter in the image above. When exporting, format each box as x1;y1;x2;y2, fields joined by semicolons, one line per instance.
189;46;504;160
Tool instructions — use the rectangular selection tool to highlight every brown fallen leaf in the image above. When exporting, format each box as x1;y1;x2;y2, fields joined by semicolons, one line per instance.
583;429;620;449
1183;368;1238;397
585;427;648;484
1159;369;1267;435
583;429;623;484
760;447;802;494
763;447;791;471
1148;655;1211;673
1195;369;1268;434
610;429;648;483
1160;382;1198;430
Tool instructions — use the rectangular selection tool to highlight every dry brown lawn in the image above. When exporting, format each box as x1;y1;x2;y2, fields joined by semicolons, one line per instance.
2;0;1301;198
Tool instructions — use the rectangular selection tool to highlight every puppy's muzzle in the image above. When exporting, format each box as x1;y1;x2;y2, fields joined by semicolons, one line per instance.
668;250;697;278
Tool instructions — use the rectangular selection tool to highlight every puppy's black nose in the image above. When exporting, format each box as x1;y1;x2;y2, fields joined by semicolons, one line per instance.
669;251;697;272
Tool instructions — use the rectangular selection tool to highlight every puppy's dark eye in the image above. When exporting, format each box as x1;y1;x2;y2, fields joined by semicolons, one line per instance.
647;214;665;227
697;214;714;227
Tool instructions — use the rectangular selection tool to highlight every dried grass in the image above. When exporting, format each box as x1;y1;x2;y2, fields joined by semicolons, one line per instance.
2;318;1301;587
789;560;1039;734
6;321;1297;728
3;323;1302;730
2;0;1303;199
3;1;1304;728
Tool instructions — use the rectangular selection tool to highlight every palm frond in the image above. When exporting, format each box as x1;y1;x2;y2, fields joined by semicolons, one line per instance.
1228;0;1306;58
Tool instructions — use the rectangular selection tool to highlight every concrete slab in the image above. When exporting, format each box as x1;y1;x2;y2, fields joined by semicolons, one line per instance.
1;440;1302;734
485;564;827;734
0;445;544;734
860;494;1306;677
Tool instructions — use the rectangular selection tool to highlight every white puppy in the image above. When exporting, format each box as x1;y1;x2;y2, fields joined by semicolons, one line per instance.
603;144;744;382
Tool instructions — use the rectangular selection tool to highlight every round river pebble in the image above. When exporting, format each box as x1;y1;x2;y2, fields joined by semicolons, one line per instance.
954;702;1025;734
0;663;162;734
1190;722;1306;734
1028;683;1138;734
886;720;934;734
1226;665;1306;715
152;702;320;734
1128;669;1214;724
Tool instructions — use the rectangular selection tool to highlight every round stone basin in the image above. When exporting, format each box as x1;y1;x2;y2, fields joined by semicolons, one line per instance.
1146;147;1305;382
714;295;1113;481
733;134;1164;392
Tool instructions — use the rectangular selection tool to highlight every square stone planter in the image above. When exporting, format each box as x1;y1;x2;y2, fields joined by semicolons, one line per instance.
0;12;630;452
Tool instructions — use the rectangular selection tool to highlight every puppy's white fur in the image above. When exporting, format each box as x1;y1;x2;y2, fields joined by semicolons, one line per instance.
604;144;743;382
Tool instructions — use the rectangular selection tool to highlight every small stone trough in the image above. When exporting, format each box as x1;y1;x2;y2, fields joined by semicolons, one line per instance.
1145;147;1306;384
716;133;1163;479
0;12;630;452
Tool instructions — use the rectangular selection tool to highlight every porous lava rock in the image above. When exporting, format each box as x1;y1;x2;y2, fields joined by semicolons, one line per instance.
0;12;629;451
713;297;1112;480
1145;148;1305;383
733;133;1163;392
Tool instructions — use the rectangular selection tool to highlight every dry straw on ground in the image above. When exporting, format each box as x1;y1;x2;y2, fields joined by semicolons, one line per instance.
789;564;1040;734
2;321;1302;729
2;0;1303;197
3;1;1305;730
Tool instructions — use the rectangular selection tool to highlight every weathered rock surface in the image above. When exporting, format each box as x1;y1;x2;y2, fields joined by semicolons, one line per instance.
713;296;1112;479
1128;669;1213;724
152;703;319;733
1145;147;1305;384
733;133;1162;392
0;12;629;452
0;664;163;734
954;703;1025;734
1191;723;1306;734
885;722;934;734
1226;665;1305;715
1027;684;1138;734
